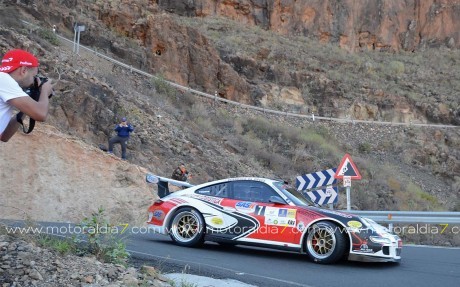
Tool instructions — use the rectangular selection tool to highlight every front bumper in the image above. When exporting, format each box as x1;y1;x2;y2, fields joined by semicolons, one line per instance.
349;244;402;263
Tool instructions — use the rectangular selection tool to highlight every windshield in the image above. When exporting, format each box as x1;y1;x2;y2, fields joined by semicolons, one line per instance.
273;181;313;206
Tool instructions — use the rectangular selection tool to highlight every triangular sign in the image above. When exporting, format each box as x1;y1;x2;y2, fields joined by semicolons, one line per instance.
334;154;362;180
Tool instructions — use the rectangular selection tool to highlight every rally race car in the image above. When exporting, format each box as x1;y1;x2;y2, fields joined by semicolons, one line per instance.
147;177;402;264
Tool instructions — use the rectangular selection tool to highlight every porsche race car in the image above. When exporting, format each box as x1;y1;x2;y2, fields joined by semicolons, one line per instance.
147;177;402;264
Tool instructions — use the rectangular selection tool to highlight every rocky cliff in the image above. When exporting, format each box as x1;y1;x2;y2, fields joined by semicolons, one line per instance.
159;0;460;51
10;0;457;124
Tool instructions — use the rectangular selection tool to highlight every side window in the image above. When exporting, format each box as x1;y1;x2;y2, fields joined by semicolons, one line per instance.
232;181;279;203
195;183;228;198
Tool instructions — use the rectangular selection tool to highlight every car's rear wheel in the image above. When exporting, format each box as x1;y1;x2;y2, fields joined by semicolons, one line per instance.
305;221;347;264
169;207;205;247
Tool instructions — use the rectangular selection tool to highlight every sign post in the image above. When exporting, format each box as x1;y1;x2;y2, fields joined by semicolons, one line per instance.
344;176;351;211
73;23;85;54
334;154;361;211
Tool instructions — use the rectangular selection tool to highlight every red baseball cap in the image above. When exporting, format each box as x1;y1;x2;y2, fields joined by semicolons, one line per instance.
0;49;39;73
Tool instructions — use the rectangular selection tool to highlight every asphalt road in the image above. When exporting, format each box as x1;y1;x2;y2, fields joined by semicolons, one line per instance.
2;221;459;287
125;232;460;287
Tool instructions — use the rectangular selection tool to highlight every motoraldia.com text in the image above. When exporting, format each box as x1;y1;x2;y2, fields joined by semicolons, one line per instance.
4;223;459;236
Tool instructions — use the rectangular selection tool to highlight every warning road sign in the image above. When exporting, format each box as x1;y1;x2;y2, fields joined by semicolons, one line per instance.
334;154;361;180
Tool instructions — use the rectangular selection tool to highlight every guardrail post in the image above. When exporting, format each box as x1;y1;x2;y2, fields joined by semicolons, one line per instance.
214;91;217;102
312;113;315;122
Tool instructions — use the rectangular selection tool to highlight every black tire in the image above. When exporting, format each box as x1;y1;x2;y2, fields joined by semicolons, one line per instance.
168;207;205;247
304;221;347;264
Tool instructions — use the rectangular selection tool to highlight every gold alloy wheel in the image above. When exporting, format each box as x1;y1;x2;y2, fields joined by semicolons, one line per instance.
171;210;202;243
306;224;337;259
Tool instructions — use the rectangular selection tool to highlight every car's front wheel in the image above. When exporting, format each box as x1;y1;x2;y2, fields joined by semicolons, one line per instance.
305;221;347;264
169;207;205;247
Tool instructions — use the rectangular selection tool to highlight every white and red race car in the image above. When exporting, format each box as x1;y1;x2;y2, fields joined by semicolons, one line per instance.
147;177;402;264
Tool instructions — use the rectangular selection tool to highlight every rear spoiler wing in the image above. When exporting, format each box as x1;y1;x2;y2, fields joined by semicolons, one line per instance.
146;173;195;198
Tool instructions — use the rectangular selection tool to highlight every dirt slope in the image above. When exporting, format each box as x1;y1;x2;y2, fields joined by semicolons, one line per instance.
0;125;155;225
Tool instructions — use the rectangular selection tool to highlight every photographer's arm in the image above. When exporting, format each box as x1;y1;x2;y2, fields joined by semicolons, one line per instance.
0;116;21;142
8;81;51;121
1;82;52;142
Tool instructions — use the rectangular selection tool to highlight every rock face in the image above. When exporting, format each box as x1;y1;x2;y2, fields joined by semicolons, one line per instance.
80;1;253;103
0;234;172;286
159;0;460;51
12;0;457;124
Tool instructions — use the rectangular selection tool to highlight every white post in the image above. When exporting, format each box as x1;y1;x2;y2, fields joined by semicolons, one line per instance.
312;113;315;121
343;176;351;211
346;186;351;211
73;26;77;53
76;29;81;54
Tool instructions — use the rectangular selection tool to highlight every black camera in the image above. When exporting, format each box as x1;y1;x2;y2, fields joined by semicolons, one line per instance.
24;76;53;100
17;76;54;134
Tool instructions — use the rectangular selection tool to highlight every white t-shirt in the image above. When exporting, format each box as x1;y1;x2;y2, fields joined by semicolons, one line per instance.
0;72;28;134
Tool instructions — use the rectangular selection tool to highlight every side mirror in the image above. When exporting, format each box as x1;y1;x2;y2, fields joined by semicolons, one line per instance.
269;196;286;205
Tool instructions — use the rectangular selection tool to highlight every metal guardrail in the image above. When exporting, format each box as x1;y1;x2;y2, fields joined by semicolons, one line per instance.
19;20;458;129
346;210;460;224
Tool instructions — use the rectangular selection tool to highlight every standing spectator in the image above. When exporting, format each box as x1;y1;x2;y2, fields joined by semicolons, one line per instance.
107;117;134;160
0;49;53;142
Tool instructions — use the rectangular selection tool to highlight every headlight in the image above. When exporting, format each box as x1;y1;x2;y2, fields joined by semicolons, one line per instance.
370;236;392;244
360;217;372;227
362;218;390;232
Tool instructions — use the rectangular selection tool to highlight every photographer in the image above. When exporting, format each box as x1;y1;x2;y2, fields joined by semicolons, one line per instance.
171;163;190;182
0;49;53;142
107;117;134;160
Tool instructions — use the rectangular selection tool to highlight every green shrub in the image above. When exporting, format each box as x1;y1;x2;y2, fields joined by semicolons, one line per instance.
188;102;209;120
195;116;214;131
358;143;372;154
152;76;176;98
213;109;235;130
38;235;76;255
388;60;405;75
37;28;59;46
74;206;130;265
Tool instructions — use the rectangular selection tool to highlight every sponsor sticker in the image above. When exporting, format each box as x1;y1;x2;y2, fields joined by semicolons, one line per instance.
287;209;296;218
347;220;363;229
320;209;353;218
152;210;165;220
265;207;279;217
235;202;257;213
278;209;288;217
358;243;373;253
190;194;223;205
297;221;305;231
211;217;224;226
266;217;296;227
